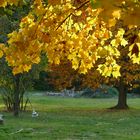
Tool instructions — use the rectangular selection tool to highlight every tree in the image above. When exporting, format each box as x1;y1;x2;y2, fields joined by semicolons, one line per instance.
0;0;140;110
47;54;140;109
0;57;43;113
46;22;140;109
0;3;46;116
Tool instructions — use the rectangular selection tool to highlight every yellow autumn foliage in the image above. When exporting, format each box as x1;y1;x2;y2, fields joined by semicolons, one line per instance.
0;0;140;79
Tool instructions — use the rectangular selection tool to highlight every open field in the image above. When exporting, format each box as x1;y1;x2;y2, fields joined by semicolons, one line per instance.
0;95;140;140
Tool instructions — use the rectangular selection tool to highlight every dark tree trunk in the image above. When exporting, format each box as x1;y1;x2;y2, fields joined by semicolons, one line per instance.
13;74;20;117
111;78;129;109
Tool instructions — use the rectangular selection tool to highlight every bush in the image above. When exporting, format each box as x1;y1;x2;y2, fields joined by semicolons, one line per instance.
81;86;118;98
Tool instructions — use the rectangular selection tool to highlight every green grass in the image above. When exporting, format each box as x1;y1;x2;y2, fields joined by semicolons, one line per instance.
0;96;140;140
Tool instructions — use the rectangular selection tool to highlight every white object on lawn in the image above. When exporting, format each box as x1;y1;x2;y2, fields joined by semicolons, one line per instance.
32;109;39;117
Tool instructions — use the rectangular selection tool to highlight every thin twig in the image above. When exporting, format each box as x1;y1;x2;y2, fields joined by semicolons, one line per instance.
76;0;90;10
55;13;73;30
55;0;90;31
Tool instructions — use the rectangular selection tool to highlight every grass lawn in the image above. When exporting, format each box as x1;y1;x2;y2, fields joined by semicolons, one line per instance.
0;95;140;140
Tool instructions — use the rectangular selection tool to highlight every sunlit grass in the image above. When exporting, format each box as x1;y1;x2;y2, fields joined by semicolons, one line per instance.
0;95;140;140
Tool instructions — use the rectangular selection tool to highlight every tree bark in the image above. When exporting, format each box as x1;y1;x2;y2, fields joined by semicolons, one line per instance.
110;78;129;109
13;74;20;117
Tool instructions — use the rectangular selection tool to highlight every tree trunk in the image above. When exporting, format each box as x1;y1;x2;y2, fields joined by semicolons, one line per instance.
111;78;129;109
13;74;20;117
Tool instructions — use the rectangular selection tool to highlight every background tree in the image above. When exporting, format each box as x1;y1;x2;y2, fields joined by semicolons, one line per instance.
0;3;48;116
47;60;83;91
47;25;140;109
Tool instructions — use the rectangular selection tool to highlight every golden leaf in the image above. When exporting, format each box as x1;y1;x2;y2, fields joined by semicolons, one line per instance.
111;39;120;47
23;64;32;72
121;39;128;47
116;28;125;38
0;50;3;58
112;10;121;19
75;10;82;16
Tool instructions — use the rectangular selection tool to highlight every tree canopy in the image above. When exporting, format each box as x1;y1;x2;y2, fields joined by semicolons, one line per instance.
0;0;140;78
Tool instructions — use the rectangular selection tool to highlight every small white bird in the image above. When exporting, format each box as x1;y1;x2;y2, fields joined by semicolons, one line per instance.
32;109;39;117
